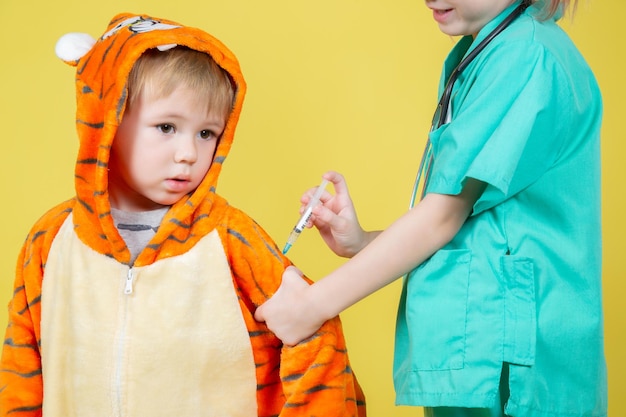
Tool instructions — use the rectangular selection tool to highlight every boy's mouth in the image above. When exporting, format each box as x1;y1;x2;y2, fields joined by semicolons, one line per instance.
165;176;192;192
170;174;191;182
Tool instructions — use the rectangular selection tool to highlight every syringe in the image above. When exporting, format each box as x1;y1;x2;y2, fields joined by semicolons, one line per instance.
282;179;330;254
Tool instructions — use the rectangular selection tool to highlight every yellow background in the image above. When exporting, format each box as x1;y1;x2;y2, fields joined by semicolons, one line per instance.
0;1;622;415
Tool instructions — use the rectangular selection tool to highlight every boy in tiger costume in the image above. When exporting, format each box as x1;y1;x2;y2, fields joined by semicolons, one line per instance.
0;13;365;417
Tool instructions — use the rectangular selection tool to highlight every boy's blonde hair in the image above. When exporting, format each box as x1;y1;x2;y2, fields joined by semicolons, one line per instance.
126;46;235;120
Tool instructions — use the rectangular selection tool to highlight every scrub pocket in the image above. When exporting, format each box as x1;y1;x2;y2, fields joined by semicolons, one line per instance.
404;249;471;371
501;255;536;366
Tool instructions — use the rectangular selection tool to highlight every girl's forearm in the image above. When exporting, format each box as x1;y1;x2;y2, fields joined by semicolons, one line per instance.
310;188;481;320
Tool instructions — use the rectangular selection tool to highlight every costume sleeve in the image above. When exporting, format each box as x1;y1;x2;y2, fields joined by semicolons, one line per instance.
220;208;366;417
1;202;72;417
426;40;575;215
278;317;366;417
1;240;44;417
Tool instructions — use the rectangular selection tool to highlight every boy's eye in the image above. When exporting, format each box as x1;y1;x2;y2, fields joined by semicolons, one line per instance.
199;130;215;140
157;124;175;134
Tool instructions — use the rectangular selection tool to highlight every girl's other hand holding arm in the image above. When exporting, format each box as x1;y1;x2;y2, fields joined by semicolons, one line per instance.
254;266;325;346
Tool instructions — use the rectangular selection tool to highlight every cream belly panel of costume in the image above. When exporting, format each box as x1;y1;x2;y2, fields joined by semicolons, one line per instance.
40;215;257;417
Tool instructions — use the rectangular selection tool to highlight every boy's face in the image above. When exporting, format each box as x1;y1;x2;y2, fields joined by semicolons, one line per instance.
425;0;516;37
108;87;226;211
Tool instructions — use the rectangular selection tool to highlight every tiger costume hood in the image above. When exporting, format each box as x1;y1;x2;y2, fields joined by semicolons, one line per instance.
1;13;366;417
55;13;246;266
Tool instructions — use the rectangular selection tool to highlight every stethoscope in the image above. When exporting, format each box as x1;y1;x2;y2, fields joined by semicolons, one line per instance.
408;0;531;208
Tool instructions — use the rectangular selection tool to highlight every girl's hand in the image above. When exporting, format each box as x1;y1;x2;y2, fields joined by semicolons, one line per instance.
254;266;327;346
305;171;372;258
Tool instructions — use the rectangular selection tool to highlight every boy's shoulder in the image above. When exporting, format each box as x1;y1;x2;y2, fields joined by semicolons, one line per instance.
211;194;286;261
211;194;263;230
15;198;76;274
27;198;76;240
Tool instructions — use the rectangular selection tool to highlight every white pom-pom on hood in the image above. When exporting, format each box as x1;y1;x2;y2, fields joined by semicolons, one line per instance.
55;32;96;63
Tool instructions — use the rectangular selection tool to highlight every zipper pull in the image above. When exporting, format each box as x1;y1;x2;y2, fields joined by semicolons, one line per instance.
125;268;134;295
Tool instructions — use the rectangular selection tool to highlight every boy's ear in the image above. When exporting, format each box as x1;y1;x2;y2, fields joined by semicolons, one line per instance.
55;32;97;66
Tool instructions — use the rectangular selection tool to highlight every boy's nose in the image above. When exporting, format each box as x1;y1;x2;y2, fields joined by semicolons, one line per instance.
174;137;198;164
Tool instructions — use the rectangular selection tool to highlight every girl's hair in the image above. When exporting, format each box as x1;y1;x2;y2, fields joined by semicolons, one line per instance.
126;46;235;120
535;0;578;19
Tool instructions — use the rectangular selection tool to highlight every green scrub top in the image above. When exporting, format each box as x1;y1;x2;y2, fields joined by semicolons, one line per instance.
393;3;607;416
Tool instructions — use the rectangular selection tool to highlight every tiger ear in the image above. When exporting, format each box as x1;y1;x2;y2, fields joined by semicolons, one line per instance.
55;32;96;66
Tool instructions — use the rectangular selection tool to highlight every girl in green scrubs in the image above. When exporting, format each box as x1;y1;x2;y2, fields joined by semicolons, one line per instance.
255;0;607;416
